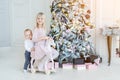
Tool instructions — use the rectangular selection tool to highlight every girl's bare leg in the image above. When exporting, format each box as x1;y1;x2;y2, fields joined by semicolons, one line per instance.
31;58;36;73
44;56;51;75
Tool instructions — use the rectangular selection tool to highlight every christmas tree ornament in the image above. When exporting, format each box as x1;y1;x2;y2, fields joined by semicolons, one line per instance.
81;4;85;9
86;22;91;26
62;8;65;13
65;3;69;6
87;9;91;14
85;14;90;19
61;0;65;2
57;3;62;8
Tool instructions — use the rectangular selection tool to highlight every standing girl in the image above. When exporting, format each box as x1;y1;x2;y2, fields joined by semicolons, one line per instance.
31;12;59;74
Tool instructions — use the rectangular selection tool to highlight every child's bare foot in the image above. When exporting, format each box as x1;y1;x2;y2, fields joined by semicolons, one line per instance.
31;68;36;73
50;68;56;73
45;70;51;75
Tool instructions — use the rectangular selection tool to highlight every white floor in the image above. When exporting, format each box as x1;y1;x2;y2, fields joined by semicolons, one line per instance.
0;47;120;80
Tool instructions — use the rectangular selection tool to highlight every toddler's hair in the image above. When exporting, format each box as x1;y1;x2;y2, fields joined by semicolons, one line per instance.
24;28;32;35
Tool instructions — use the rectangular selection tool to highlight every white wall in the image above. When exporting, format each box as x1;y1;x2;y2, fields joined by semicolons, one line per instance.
10;0;51;46
0;0;11;47
95;0;120;64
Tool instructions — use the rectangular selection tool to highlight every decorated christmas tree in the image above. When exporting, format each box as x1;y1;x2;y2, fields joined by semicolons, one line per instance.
48;0;96;64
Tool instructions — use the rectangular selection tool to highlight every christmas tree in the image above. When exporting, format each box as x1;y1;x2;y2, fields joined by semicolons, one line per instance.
48;0;95;64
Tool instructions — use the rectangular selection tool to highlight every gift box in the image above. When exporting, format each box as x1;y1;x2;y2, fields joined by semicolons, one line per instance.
62;63;73;69
94;58;100;65
86;64;98;70
73;58;85;65
85;63;92;66
47;62;54;69
90;54;98;62
85;57;91;63
54;62;59;69
73;64;86;70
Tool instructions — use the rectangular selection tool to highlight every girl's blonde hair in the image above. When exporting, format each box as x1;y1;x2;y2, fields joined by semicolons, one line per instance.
36;12;45;29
